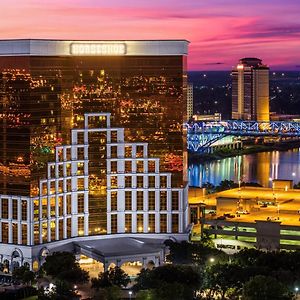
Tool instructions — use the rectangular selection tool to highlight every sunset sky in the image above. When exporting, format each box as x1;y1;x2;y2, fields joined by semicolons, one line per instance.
1;0;300;70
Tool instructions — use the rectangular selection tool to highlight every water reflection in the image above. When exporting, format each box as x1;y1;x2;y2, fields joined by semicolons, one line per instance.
188;149;300;188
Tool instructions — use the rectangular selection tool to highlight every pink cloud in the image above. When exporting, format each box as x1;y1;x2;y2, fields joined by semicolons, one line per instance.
0;0;299;70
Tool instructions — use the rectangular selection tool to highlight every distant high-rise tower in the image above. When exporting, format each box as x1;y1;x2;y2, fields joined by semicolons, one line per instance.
187;83;193;119
232;58;269;121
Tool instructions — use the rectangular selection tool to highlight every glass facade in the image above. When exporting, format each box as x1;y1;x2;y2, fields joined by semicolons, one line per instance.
0;54;187;238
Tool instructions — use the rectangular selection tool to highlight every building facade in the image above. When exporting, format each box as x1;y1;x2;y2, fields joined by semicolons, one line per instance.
187;83;193;120
232;58;269;121
0;40;189;270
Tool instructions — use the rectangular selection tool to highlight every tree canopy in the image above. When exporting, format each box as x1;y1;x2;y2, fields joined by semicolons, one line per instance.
42;252;89;284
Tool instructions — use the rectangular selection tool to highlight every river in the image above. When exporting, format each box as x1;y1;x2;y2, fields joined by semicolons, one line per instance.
188;148;300;188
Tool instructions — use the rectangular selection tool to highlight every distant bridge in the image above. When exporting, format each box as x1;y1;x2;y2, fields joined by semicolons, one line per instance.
185;120;300;152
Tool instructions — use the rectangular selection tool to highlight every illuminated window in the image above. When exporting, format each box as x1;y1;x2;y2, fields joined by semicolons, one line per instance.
172;191;179;210
160;176;167;188
136;145;144;158
111;192;118;211
148;214;155;233
160;191;167;210
137;214;144;232
125;146;132;158
111;146;117;158
125;191;131;210
110;176;118;188
160;214;167;233
78;217;84;236
111;214;117;234
125;161;132;173
125;214;132;233
50;197;55;217
137;176;143;188
78;194;84;213
125;176;132;188
111;131;118;143
22;200;27;221
66;195;71;214
22;224;27;245
148;191;155;210
78;178;84;191
137;191;143;210
12;223;18;244
148;176;155;188
2;223;8;243
67;218;71;238
148;160;155;173
77;147;84;160
137;160;144;173
111;161;117;173
12;199;18;220
172;214;179;233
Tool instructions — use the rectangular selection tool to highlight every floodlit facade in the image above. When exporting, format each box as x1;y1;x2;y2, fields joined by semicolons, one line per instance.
187;83;193;119
232;58;270;121
0;39;189;270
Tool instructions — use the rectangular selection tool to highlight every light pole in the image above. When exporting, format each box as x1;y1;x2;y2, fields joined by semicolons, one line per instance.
295;287;298;298
129;290;132;300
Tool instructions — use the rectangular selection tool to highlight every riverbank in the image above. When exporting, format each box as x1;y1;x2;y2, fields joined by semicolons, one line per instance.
189;140;300;163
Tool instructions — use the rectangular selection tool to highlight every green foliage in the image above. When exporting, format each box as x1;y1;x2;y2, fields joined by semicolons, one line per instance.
294;181;300;189
166;240;227;266
91;266;130;289
92;285;122;300
202;182;216;194
136;290;155;300
134;264;202;300
12;265;35;284
232;249;300;285
242;275;293;300
42;252;89;284
38;279;78;300
203;263;247;299
215;180;238;192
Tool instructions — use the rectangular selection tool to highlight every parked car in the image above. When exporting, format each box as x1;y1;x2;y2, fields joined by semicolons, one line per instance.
260;204;268;208
216;215;226;220
224;213;235;218
236;210;249;215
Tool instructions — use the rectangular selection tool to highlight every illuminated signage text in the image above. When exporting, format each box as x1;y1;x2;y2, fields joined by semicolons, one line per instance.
70;43;126;55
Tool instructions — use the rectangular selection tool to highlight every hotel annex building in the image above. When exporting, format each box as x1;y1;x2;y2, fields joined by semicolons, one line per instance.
0;39;189;270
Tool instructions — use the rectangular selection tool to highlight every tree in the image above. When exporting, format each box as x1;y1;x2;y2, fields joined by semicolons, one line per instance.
215;180;238;192
38;279;78;300
92;285;122;300
242;275;293;300
166;240;227;266
12;265;35;285
42;252;89;284
134;265;202;300
203;263;246;299
136;290;155;300
294;181;300;189
202;182;216;194
91;266;130;289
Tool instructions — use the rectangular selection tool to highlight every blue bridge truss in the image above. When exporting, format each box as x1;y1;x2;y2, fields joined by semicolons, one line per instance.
185;120;300;153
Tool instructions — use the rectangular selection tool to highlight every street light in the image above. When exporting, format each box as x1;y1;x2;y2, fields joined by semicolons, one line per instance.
209;257;215;263
295;287;298;297
129;291;133;300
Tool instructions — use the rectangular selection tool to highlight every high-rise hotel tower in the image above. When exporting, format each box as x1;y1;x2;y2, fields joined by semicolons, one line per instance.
232;58;270;121
0;40;189;270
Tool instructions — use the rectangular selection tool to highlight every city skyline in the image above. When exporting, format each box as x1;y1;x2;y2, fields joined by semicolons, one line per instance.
1;0;300;70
